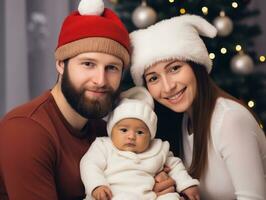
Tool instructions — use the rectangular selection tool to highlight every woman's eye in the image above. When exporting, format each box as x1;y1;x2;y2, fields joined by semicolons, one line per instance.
146;76;158;83
169;65;180;72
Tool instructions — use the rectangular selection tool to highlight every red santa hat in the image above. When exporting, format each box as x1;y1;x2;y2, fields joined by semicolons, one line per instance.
130;14;217;86
55;0;130;67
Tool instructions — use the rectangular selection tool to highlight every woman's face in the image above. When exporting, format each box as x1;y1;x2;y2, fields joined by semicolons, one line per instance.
144;59;197;113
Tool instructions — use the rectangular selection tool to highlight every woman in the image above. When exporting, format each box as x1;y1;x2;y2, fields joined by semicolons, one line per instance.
129;14;266;200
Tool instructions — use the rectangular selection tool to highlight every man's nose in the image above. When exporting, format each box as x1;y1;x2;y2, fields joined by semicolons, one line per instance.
92;67;106;87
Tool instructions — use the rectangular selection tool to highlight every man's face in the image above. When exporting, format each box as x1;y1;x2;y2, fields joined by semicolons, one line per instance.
61;52;123;119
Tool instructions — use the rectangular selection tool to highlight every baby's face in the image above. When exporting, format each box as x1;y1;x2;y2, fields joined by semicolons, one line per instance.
111;118;151;153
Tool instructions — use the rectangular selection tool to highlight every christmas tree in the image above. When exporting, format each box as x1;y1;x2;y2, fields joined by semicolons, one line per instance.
110;0;265;151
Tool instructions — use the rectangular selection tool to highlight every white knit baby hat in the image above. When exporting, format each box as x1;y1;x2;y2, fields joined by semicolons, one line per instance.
106;86;158;139
130;14;217;86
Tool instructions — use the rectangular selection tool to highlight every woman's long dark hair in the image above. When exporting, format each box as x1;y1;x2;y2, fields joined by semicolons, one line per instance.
144;60;261;179
187;61;261;179
187;61;218;179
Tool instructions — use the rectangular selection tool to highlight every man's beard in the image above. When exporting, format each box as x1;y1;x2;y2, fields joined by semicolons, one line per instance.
61;66;119;119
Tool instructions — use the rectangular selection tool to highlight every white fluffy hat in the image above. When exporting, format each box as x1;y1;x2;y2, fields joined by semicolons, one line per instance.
106;86;157;139
130;14;217;86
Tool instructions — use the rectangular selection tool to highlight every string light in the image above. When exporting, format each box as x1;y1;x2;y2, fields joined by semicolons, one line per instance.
169;0;175;3
202;7;208;15
248;100;255;108
259;56;265;62
221;48;227;54
232;2;238;8
235;45;242;52
209;53;215;59
180;8;186;14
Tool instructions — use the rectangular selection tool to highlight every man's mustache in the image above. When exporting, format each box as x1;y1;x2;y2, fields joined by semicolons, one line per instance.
82;86;114;94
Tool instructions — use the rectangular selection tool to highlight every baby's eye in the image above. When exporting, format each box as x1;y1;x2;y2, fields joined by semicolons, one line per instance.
136;130;144;135
120;128;127;133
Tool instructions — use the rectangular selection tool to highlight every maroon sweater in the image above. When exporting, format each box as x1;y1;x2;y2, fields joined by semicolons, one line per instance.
0;91;107;200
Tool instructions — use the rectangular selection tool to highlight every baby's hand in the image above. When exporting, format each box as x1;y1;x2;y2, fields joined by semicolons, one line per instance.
92;185;113;200
181;185;200;200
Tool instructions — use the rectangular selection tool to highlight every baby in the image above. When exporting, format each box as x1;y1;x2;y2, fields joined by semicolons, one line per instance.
80;86;199;200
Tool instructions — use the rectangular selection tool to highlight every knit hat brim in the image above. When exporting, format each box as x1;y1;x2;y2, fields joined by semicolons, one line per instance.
55;37;130;66
106;86;157;139
106;99;157;139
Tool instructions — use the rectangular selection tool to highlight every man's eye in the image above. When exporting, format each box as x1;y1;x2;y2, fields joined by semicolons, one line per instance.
106;65;121;72
82;62;95;68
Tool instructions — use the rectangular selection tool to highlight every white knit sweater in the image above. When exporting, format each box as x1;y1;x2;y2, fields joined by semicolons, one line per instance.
182;97;266;200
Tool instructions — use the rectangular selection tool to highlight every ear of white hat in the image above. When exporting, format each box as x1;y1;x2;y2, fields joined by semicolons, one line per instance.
130;14;217;86
120;86;154;109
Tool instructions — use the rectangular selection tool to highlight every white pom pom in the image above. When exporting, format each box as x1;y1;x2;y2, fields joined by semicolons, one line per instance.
78;0;104;16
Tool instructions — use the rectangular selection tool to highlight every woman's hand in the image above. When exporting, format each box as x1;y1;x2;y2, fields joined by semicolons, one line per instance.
181;185;200;200
153;166;176;196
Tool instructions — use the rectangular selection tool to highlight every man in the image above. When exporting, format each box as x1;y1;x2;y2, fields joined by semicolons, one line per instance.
0;0;174;199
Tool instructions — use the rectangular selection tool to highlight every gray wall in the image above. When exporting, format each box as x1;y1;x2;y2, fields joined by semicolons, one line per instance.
4;0;29;113
0;0;68;117
26;0;68;98
0;0;5;115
